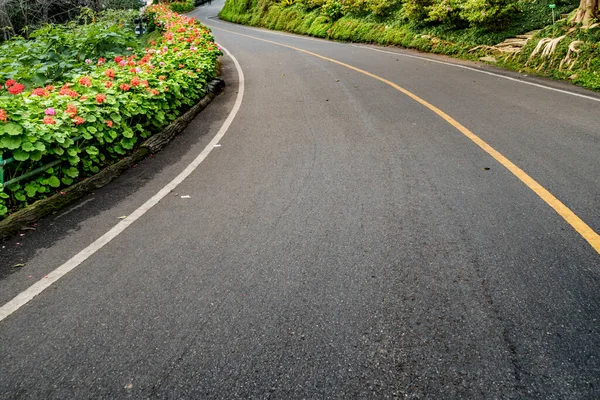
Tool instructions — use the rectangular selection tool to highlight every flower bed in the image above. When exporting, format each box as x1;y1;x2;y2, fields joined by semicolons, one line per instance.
0;5;221;218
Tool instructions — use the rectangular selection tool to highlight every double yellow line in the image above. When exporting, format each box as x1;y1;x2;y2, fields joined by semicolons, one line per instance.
212;26;600;255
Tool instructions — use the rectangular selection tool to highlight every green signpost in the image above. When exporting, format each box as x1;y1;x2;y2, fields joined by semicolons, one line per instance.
549;4;556;23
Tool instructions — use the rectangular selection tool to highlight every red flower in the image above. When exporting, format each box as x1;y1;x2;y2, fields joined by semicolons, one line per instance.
115;56;123;63
8;83;25;95
43;116;56;125
105;81;113;88
45;85;55;91
150;89;160;96
131;77;140;87
104;69;115;79
96;94;106;103
79;77;92;87
73;116;85;125
59;85;79;98
0;109;7;123
80;96;88;101
32;88;48;96
141;80;149;88
105;120;113;128
120;83;131;91
65;104;77;118
98;57;105;65
5;79;16;87
127;61;136;67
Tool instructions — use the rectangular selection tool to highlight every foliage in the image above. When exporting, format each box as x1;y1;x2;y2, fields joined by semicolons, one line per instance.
0;10;140;87
0;0;144;41
168;0;196;13
0;5;221;217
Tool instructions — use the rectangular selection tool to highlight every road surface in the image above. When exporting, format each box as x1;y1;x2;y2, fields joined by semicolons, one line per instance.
1;2;599;398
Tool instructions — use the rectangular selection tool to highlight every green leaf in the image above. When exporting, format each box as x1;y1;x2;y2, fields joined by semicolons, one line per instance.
47;176;61;188
64;167;79;178
1;136;21;150
86;115;97;123
87;126;98;134
120;136;136;150
86;146;99;156
12;149;29;161
122;128;134;138
15;192;26;202
21;142;34;152
61;177;73;185
30;151;43;161
24;183;38;198
110;113;122;122
34;142;46;152
3;122;23;136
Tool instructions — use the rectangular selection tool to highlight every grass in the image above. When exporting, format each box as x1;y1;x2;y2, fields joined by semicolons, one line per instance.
219;0;600;91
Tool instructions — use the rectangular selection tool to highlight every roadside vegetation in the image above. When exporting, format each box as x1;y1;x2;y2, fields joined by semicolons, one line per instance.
0;5;221;218
220;0;600;89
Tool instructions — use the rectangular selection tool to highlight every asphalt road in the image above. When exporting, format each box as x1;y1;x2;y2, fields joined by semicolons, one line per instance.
1;2;600;398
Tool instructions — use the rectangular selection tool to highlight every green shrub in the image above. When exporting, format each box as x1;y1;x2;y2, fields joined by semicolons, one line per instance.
168;0;195;13
0;10;140;87
0;5;221;217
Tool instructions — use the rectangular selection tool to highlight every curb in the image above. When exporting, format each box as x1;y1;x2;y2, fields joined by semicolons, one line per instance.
0;77;225;240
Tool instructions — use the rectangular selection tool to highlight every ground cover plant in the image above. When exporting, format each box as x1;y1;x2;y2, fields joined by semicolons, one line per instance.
220;0;600;88
0;5;221;217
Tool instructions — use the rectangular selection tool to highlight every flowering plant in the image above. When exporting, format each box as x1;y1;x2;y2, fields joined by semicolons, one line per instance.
0;5;221;217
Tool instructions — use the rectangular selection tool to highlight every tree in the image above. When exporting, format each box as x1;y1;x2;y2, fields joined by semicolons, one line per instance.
572;0;598;26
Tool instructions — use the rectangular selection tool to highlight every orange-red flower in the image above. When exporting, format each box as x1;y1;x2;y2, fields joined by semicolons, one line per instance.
105;81;113;88
65;104;77;118
43;116;56;125
79;77;92;87
59;85;79;98
104;69;115;79
32;88;48;96
0;109;7;123
131;76;140;86
45;85;55;91
105;120;113;128
8;83;25;95
73;116;85;125
158;75;166;81
96;94;106;103
120;83;131;91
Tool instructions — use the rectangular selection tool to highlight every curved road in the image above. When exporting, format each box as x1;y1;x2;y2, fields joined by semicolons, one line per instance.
1;2;600;398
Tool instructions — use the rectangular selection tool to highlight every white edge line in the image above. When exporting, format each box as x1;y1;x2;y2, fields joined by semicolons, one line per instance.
207;15;600;103
351;44;600;103
0;45;245;323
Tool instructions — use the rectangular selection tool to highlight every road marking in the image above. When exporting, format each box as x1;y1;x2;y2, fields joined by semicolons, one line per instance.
0;46;245;323
206;18;600;103
210;26;600;255
349;44;600;104
53;197;95;220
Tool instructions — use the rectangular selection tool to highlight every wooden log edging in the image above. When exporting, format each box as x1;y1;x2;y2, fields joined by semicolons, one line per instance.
0;77;225;240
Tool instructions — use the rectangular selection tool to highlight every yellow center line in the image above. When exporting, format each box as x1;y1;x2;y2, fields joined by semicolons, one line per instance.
212;25;600;255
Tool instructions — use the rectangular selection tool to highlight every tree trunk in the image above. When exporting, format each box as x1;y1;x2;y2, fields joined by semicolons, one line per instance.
573;0;599;25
